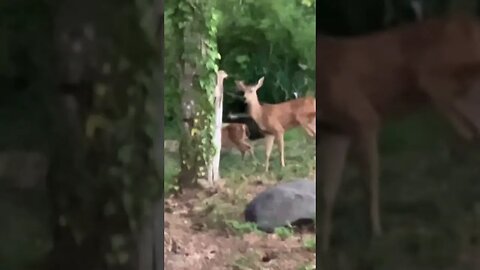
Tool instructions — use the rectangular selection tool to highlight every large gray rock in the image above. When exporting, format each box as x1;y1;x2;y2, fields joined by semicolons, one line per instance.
244;179;316;232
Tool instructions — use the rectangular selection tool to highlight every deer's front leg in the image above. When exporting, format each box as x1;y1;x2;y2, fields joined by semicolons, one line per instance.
318;131;350;252
354;127;382;237
264;135;275;172
275;133;285;167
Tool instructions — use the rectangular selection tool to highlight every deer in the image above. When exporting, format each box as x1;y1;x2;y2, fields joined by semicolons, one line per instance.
221;123;255;160
317;14;480;252
235;77;316;172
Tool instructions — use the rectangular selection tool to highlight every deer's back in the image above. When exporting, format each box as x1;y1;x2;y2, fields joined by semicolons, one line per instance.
317;15;480;130
262;97;316;129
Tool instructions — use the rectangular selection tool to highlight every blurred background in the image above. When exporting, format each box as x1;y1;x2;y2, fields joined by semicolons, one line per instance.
318;0;480;269
0;0;162;269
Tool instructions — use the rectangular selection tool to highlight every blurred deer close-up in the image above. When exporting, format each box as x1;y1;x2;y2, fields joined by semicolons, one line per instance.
318;13;480;252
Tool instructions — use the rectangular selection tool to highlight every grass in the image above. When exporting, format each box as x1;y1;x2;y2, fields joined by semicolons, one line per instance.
225;220;261;235
302;237;316;252
164;126;316;193
298;264;316;270
274;226;295;240
164;126;315;235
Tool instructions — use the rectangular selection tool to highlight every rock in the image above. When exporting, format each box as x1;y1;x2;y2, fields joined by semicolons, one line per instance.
244;179;315;232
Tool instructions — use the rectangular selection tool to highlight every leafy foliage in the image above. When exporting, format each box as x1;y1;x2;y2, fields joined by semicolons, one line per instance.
165;0;316;128
216;0;315;103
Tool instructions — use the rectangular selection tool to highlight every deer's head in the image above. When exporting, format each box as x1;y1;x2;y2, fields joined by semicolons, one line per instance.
235;76;264;104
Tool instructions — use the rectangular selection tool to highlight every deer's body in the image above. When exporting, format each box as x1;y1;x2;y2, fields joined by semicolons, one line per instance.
318;14;480;251
249;98;316;132
221;123;254;160
236;78;316;171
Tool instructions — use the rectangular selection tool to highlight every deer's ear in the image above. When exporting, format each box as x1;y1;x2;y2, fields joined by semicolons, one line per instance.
235;80;245;91
255;76;265;90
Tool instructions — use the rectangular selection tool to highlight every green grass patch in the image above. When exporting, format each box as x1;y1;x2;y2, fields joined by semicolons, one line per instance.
298;264;316;270
274;226;295;240
164;127;316;193
163;126;316;245
219;127;315;182
225;220;262;235
302;237;316;252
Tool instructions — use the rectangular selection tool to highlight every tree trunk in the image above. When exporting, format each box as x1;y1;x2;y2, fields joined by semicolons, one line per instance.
178;63;200;187
207;70;228;185
173;0;221;189
136;0;164;267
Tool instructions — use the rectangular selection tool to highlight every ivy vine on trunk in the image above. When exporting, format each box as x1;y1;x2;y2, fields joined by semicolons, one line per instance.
171;0;221;187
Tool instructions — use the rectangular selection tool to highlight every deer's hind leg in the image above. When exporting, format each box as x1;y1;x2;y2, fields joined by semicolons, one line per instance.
297;114;316;137
418;72;476;140
348;96;383;237
239;142;253;160
246;142;256;160
353;127;382;237
319;131;350;252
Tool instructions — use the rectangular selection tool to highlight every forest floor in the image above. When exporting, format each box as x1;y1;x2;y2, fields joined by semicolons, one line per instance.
165;110;480;269
164;128;316;270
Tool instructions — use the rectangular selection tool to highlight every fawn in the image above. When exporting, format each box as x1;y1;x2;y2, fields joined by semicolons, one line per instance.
221;123;254;160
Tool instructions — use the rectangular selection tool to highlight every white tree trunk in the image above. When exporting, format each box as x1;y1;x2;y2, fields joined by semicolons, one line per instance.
207;70;228;185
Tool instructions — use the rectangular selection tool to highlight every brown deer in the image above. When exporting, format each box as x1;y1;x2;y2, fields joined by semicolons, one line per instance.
318;14;480;252
235;77;316;171
221;123;254;160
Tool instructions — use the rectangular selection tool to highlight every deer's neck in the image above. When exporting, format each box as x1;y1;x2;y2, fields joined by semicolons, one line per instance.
246;97;263;122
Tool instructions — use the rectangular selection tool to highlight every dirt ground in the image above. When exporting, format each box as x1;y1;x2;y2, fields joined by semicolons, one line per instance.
164;182;316;270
